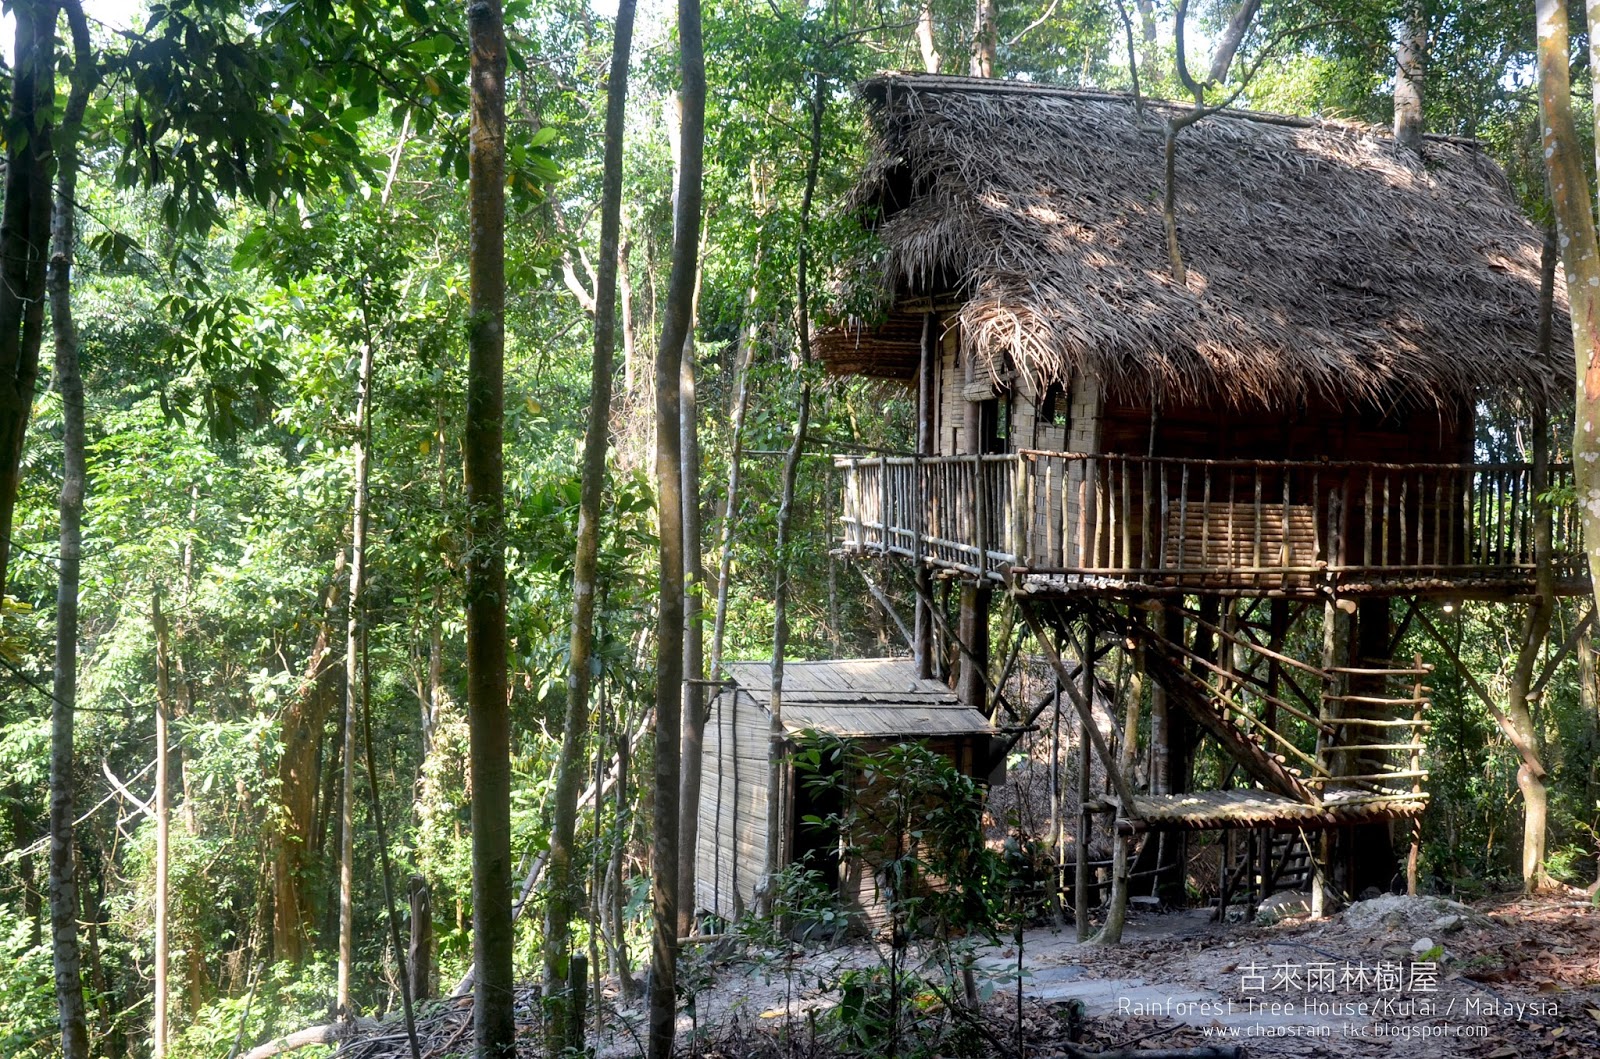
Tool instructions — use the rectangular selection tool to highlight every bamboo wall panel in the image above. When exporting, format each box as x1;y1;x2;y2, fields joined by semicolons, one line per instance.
696;689;772;920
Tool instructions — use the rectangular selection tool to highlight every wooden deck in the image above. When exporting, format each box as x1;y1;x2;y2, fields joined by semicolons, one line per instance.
836;451;1587;598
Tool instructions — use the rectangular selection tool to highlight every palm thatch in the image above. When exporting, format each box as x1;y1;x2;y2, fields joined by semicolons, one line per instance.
820;72;1569;409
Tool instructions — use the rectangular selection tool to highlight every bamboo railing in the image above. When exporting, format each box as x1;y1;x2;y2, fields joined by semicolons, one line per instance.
835;451;1582;591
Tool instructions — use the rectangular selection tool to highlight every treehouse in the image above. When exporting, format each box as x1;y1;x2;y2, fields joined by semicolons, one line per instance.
819;74;1585;911
694;658;992;928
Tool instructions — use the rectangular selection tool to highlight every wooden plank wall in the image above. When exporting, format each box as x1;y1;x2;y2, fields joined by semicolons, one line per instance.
1100;394;1470;464
695;689;772;920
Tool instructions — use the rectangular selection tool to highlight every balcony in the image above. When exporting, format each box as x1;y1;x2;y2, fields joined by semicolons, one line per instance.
835;451;1588;598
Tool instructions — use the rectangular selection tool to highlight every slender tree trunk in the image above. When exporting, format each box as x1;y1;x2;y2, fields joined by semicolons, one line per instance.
467;0;513;1055
649;0;703;1053
969;0;997;76
1134;0;1160;82
674;207;710;940
153;592;173;1059
1510;232;1560;890
677;342;705;938
0;0;54;600
1539;3;1600;622
609;731;634;997
918;1;941;72
708;250;762;674
1207;0;1261;85
764;76;826;908
545;3;636;1051
619;237;639;394
1393;3;1427;153
47;11;93;1055
336;329;374;1016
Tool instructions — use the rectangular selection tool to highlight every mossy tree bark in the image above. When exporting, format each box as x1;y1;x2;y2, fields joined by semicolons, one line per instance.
47;7;94;1055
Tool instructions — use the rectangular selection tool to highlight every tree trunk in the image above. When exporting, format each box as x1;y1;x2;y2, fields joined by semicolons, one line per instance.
273;551;346;963
1392;3;1426;153
708;247;762;677
969;0;997;77
336;323;375;1016
648;0;703;1053
1207;0;1261;85
0;0;54;600
677;344;705;939
153;591;173;1059
620;238;637;393
1540;2;1600;623
609;732;635;997
764;77;825;912
1093;653;1142;945
918;1;941;73
674;199;710;940
467;0;514;1055
1134;0;1161;82
1510;233;1560;890
408;876;433;1001
47;11;93;1056
545;3;636;1051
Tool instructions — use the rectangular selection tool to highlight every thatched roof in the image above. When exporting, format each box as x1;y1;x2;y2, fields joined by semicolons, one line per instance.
820;73;1570;408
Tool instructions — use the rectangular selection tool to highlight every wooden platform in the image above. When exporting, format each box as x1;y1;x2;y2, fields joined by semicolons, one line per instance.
1115;788;1429;834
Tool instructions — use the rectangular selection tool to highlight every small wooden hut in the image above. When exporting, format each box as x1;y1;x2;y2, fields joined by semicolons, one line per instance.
694;658;993;926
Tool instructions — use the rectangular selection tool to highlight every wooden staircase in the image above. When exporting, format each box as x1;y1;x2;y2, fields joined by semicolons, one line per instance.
1083;599;1431;830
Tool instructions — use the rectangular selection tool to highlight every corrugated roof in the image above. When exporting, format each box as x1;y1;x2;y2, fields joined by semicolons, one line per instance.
721;658;993;738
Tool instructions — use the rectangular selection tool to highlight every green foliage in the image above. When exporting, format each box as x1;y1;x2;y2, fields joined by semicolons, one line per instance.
169;957;340;1059
0;909;56;1059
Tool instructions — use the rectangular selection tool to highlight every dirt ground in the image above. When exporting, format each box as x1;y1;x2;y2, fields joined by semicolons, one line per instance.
591;890;1600;1058
332;890;1600;1058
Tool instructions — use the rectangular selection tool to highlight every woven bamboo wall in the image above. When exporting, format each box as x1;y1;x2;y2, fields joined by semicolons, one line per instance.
695;688;772;920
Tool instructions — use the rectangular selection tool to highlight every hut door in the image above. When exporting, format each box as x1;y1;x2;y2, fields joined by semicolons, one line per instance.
791;757;843;894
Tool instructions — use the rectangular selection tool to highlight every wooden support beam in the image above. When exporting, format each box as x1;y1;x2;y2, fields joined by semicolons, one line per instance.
853;564;915;652
1023;606;1140;816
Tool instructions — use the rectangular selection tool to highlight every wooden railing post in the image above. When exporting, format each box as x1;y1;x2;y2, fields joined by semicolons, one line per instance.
1010;452;1028;570
912;454;924;567
973;453;989;576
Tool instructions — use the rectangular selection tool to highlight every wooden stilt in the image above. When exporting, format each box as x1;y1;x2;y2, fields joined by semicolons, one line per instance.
1076;633;1094;941
1051;676;1065;929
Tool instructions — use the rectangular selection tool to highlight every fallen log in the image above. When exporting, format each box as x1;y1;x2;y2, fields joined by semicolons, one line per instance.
239;1017;382;1059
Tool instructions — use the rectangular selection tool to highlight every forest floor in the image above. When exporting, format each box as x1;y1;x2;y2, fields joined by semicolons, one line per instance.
338;890;1600;1058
